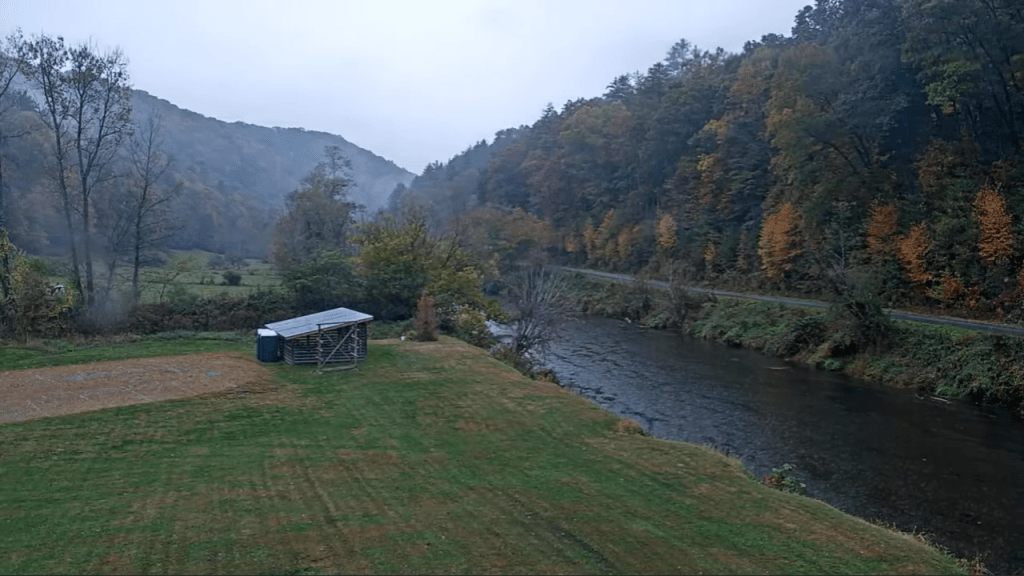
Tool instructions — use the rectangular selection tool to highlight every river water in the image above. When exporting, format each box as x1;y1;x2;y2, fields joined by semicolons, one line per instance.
538;316;1024;574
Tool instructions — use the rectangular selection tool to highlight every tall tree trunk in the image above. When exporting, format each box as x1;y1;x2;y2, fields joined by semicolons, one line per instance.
105;256;117;304
132;215;141;303
82;192;94;307
55;171;84;300
0;151;9;300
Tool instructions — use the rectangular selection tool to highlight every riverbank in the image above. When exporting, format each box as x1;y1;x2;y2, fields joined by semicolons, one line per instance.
0;336;964;574
572;275;1024;417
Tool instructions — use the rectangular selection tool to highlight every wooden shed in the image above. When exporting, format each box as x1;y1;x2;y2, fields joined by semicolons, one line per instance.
263;307;373;367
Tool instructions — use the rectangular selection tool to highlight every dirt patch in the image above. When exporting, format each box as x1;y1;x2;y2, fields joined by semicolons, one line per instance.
0;352;274;424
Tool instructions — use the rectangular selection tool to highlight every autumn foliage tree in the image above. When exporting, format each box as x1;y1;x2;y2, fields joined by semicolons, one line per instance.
758;202;801;280
897;222;933;291
413;291;438;341
386;4;1024;316
974;187;1014;266
356;208;486;324
616;225;641;267
461;206;555;274
595;208;618;265
655;213;677;255
865;203;898;262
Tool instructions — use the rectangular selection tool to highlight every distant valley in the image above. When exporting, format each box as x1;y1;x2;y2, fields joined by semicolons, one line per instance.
130;89;414;212
2;77;414;259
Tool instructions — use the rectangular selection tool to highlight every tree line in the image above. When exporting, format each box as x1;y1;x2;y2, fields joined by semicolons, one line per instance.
0;31;184;331
0;31;292;336
6;0;1023;349
391;0;1024;322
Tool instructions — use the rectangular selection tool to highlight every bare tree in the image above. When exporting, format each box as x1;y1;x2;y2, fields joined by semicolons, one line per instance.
124;112;175;302
25;34;132;307
96;184;132;304
25;35;81;299
503;267;572;362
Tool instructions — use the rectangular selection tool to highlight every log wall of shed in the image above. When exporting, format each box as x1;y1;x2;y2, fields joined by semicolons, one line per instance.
282;322;368;365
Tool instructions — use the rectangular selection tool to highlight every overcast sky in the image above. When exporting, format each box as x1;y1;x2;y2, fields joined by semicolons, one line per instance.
4;0;811;174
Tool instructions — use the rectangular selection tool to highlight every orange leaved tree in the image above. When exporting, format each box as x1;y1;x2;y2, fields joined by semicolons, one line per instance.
758;202;801;280
896;222;933;291
656;213;677;254
865;203;898;261
974;187;1014;266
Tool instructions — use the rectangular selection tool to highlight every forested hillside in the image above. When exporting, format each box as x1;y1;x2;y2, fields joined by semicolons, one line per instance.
392;0;1024;321
130;89;415;217
0;77;413;259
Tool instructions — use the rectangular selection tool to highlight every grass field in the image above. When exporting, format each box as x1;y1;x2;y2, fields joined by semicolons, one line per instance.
0;332;252;371
135;253;283;303
0;337;964;574
41;249;284;305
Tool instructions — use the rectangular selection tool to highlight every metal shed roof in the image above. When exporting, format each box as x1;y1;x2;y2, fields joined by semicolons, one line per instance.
264;307;373;339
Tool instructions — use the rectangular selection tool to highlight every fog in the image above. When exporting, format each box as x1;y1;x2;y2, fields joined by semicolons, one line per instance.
6;0;810;172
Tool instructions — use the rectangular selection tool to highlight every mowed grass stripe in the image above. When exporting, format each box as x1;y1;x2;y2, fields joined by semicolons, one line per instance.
0;337;962;574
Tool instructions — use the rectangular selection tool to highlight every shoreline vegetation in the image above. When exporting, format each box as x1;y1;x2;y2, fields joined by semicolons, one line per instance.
569;273;1024;417
0;335;966;574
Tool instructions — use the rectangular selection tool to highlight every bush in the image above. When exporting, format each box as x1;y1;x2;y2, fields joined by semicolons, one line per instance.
412;292;438;341
127;289;295;334
824;291;892;355
579;279;653;321
782;314;826;356
367;319;412;340
449;306;494;348
0;242;75;340
764;463;806;495
223;271;242;286
489;343;537;375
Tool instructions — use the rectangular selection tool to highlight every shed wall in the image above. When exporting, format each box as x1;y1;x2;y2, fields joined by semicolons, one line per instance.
282;322;368;365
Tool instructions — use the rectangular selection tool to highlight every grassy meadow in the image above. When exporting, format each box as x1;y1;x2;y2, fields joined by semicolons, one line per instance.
0;335;964;574
41;250;284;306
135;251;283;303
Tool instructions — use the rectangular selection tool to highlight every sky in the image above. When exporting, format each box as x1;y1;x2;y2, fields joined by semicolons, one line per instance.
3;0;811;174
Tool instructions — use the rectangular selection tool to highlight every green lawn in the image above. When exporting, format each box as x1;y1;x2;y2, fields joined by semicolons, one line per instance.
0;332;251;371
0;337;963;574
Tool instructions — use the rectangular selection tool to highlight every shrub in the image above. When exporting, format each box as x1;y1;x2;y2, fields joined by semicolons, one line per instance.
449;306;494;348
764;463;806;495
783;314;825;356
127;289;295;334
367;319;412;340
489;343;537;375
412;292;438;341
223;271;242;286
0;236;75;340
825;291;892;355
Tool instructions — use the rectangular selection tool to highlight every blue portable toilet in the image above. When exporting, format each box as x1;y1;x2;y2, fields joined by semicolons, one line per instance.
256;328;282;362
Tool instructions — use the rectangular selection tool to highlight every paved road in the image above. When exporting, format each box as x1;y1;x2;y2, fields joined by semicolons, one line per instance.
554;266;1024;338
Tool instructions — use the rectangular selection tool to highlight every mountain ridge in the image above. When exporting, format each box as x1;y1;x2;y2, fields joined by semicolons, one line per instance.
2;76;415;257
129;87;415;212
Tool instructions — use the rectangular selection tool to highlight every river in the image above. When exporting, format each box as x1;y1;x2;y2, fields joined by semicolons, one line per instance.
538;316;1024;574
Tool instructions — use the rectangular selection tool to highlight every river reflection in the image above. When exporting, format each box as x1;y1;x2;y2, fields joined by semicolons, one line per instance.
541;316;1024;574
